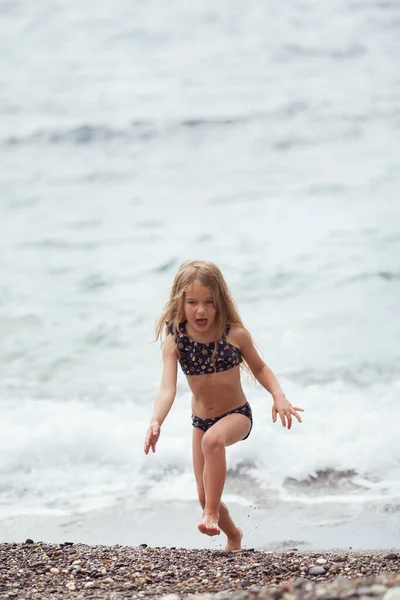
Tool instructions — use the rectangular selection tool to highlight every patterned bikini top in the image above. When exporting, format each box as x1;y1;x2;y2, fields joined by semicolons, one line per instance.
167;322;243;376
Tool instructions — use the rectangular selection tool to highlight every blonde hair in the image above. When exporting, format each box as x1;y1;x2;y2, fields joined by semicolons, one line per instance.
155;260;251;373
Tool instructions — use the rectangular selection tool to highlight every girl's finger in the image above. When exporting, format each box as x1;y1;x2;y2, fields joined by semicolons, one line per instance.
290;408;303;422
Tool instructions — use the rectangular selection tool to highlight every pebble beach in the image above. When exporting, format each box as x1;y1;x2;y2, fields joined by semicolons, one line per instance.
1;541;399;600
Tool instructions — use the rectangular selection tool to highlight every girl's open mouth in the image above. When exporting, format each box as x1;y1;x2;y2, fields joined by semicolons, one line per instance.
196;319;208;327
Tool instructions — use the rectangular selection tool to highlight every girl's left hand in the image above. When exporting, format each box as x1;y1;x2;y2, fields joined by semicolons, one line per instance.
272;394;303;430
144;420;161;454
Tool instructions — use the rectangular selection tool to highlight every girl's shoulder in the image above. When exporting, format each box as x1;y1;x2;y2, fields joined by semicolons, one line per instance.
166;321;185;337
225;324;251;348
162;327;179;358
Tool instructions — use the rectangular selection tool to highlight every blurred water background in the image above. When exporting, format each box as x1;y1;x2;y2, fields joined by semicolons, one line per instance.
1;0;400;549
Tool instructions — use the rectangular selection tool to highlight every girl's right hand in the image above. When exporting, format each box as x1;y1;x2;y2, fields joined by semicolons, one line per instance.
144;421;161;454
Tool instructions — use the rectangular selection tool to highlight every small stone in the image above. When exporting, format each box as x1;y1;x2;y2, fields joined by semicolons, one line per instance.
370;585;390;595
159;594;180;600
31;561;46;568
358;587;382;596
316;558;328;565
309;566;326;576
139;543;148;548
84;582;95;588
50;567;59;574
25;539;34;544
383;589;400;600
384;553;399;560
65;582;76;590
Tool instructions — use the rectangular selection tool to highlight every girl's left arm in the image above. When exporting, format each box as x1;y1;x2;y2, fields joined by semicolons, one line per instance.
237;328;303;429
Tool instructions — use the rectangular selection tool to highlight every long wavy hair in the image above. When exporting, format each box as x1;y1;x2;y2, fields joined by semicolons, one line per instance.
155;260;251;373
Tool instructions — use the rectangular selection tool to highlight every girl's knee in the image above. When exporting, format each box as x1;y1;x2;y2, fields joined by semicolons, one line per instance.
202;430;224;454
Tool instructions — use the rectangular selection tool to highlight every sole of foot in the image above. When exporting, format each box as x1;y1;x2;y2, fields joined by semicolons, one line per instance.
198;522;221;536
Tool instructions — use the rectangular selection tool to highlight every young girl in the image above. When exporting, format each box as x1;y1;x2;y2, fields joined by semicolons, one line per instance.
144;260;303;550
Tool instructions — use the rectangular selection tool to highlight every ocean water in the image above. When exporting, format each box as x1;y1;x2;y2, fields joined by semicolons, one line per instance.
1;0;400;548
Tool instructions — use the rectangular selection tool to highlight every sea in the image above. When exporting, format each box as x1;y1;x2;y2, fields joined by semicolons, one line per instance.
1;0;400;550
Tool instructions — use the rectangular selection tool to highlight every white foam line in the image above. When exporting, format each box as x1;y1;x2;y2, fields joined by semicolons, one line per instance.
279;493;398;505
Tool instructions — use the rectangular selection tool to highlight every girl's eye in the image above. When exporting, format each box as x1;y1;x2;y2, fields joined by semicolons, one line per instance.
207;300;214;304
188;300;196;305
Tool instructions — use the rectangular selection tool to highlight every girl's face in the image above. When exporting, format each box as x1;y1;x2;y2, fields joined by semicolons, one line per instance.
184;280;216;333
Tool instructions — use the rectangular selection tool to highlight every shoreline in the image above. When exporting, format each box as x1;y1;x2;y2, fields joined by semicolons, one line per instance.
1;541;399;599
1;496;399;552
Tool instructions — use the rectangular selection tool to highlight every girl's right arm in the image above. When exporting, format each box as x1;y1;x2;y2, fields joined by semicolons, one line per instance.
144;334;178;454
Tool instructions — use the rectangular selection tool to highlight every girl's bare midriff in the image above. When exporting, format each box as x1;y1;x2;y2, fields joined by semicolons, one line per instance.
187;365;247;418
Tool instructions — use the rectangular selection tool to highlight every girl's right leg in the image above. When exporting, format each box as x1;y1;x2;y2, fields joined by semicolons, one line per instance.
192;426;243;549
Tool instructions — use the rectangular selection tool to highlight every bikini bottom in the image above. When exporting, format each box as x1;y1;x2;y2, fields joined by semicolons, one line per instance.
191;401;252;441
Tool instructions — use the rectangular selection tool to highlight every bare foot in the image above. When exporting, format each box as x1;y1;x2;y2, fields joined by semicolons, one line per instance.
198;512;221;537
224;527;243;550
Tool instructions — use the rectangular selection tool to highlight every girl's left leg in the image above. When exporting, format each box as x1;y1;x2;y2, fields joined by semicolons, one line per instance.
193;426;243;548
200;413;251;535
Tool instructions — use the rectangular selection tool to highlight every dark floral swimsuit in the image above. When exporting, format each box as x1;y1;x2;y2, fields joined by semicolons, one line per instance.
167;322;253;440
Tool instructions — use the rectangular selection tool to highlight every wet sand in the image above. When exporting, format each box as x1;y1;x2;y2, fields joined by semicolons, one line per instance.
1;541;399;599
1;497;398;551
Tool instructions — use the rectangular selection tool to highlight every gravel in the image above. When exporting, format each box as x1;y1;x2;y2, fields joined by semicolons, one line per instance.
0;541;399;599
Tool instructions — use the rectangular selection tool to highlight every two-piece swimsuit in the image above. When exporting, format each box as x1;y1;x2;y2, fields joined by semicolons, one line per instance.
167;322;253;440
